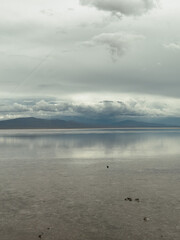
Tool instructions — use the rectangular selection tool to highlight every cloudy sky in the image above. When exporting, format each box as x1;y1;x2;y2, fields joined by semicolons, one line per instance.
1;0;180;123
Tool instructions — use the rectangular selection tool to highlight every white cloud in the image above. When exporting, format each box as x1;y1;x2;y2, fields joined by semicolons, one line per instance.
83;32;144;60
80;0;158;16
164;42;180;50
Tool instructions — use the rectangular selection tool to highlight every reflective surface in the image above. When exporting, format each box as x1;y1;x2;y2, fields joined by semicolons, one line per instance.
0;129;180;240
1;128;180;160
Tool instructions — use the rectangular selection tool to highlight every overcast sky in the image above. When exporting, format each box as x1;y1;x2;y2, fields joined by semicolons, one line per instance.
1;0;180;121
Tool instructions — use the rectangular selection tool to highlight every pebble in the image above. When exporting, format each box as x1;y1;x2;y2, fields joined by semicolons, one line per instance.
38;233;44;239
125;197;132;201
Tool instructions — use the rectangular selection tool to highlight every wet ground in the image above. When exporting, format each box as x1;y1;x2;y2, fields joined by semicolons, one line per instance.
0;156;179;240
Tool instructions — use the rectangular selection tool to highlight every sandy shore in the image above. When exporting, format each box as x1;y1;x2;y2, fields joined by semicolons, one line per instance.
0;156;180;240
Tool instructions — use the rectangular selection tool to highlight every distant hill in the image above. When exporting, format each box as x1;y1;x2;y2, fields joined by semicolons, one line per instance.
0;117;174;129
0;117;91;129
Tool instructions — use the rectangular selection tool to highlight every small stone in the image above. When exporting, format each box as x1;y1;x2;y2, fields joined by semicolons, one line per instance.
124;197;132;201
38;233;44;238
143;217;150;222
107;166;109;168
135;198;140;202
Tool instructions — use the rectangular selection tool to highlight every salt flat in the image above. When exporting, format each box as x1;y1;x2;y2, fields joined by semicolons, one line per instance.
0;129;180;240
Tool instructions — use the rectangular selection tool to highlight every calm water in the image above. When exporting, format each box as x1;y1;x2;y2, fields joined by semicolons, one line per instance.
1;128;180;160
0;129;180;240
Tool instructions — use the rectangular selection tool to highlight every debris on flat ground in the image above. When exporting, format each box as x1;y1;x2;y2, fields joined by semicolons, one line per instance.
143;217;150;222
106;166;109;168
124;197;132;201
38;233;44;238
124;197;140;202
135;198;140;202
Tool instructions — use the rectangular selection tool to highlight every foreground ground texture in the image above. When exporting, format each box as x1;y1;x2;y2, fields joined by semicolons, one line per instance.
0;156;179;240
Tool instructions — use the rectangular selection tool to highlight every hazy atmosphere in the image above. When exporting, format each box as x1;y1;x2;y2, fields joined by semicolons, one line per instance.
1;0;180;124
1;2;180;239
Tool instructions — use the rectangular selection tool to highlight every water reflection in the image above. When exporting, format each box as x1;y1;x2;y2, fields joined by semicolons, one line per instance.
0;129;180;160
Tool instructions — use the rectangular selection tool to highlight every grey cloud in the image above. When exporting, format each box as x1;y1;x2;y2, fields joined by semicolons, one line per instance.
80;0;158;16
13;103;30;112
0;0;180;107
0;103;30;113
32;99;180;120
33;100;73;113
1;97;179;121
33;100;57;112
77;101;145;119
83;32;144;60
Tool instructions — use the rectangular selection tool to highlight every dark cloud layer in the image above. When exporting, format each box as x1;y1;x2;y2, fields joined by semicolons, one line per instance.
0;97;179;122
80;0;157;16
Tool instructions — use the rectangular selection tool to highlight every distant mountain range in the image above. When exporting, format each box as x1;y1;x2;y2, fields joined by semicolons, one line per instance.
0;117;178;129
0;117;90;129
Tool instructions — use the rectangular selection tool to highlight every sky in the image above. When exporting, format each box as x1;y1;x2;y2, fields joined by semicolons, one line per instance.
0;0;180;123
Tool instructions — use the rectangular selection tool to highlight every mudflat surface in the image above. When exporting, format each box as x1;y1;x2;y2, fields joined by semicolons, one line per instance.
0;156;180;240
